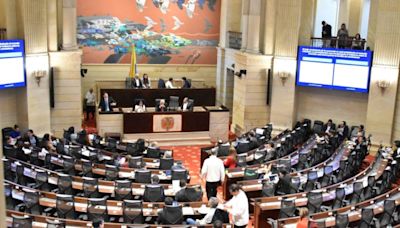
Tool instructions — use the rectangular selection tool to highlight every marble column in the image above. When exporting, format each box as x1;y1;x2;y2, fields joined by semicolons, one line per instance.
365;0;400;145
240;0;261;54
62;0;78;50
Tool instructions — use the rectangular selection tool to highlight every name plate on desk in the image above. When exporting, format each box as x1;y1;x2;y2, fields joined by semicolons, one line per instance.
153;114;182;132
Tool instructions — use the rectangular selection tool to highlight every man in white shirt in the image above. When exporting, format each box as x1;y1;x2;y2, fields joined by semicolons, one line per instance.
165;77;175;88
85;88;96;120
181;97;193;111
224;184;249;228
201;149;225;199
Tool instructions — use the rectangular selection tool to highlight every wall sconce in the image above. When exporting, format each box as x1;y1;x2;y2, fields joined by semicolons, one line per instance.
278;72;290;85
376;79;390;93
32;70;47;86
234;69;247;78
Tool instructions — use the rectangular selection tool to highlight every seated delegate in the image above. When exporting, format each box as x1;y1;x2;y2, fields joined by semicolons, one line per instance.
98;92;117;112
156;99;168;112
181;97;193;111
186;197;219;225
134;100;146;113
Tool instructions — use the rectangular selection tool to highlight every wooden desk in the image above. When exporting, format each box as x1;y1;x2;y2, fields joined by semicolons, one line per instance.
252;152;389;228
100;88;216;107
7;210;232;228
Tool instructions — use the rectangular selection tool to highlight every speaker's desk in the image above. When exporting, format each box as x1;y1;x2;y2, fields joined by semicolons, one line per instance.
97;106;229;142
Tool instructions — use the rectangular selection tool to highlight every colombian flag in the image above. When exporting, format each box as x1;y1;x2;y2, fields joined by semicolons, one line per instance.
129;44;137;78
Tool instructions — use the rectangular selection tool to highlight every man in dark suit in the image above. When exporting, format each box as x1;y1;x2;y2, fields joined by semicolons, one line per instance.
275;170;292;195
181;97;193;111
323;119;336;134
23;129;39;147
322;21;332;47
158;78;166;88
98;93;117;112
156;99;168;112
132;75;143;88
157;197;183;224
175;179;187;202
181;77;191;88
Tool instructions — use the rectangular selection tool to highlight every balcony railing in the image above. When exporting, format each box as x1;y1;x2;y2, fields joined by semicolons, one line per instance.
0;28;6;40
310;37;368;50
228;31;242;50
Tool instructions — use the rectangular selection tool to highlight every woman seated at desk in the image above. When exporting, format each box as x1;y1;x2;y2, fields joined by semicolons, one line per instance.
134;100;146;113
156;99;168;112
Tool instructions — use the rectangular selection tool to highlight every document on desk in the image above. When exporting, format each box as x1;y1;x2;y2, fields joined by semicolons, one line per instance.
183;207;195;215
153;114;182;132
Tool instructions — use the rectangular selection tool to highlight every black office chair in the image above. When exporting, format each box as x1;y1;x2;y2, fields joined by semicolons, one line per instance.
129;156;145;169
3;159;14;181
307;191;323;213
80;160;93;177
159;158;174;170
115;180;133;200
123;200;144;224
87;197;108;222
261;181;275;197
12;214;32;228
168;96;179;111
279;199;296;218
126;143;142;156
19;190;42;214
363;176;376;199
3;145;18;159
57;174;74;195
351;181;364;204
44;153;54;170
35;170;51;191
143;185;165;202
68;146;81;159
297;153;309;170
332;187;346;210
15;164;27;186
378;200;396;227
217;144;230;156
313;120;324;134
184;185;203;201
171;169;188;181
5;183;16;210
358;208;374;228
134;169;152;184
56;194;76;219
29;148;40;166
303;171;318;192
105;165;119;181
277;158;291;173
147;148;161;158
162;205;184;224
236;142;250;154
106;137;117;152
335;213;349;228
82;177;100;198
320;166;334;187
62;156;76;176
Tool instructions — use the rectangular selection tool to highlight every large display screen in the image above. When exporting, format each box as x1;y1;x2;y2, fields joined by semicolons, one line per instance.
0;40;26;89
296;46;373;93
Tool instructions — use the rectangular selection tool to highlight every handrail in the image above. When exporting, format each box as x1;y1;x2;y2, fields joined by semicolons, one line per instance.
310;36;367;50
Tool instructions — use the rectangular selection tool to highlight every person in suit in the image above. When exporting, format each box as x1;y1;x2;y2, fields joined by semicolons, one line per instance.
157;197;183;224
181;77;191;88
181;97;193;111
92;219;104;228
142;74;151;88
323;119;335;134
275;170;292;195
132;75;143;88
321;21;332;48
134;100;146;113
337;23;349;49
158;78;166;88
156;99;168;112
175;179;188;202
23;129;39;147
98;93;117;112
337;121;349;142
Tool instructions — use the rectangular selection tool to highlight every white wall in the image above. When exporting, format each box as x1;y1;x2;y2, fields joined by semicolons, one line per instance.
314;0;340;37
359;0;371;38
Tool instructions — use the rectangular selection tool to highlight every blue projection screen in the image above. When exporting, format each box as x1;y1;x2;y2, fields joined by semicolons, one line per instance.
0;40;26;89
296;46;373;93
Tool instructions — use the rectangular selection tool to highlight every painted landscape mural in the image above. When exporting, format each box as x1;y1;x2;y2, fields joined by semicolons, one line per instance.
77;0;221;64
